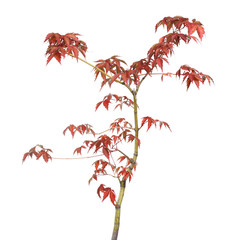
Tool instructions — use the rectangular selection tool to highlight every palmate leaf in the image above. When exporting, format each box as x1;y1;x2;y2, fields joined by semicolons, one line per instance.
176;65;213;90
130;58;152;75
147;42;174;71
110;118;133;133
97;184;116;206
73;146;86;155
141;116;171;132
155;16;189;33
92;159;114;171
116;166;133;182
22;145;53;163
44;33;87;65
94;56;127;82
63;124;95;137
46;51;62;65
155;16;205;41
95;94;134;111
102;147;110;160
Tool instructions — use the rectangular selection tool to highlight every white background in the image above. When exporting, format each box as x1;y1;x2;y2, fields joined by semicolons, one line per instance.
1;0;240;239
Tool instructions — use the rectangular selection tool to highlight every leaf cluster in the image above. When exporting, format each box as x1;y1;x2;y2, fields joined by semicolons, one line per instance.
23;145;52;163
140;116;171;132
43;16;212;92
97;184;116;205
44;33;87;64
176;65;213;90
95;94;134;111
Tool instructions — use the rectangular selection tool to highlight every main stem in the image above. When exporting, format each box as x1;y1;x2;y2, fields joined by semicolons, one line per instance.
111;180;126;240
111;91;139;240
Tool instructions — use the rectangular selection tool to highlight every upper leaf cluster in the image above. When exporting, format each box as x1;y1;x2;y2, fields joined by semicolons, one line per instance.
44;33;87;64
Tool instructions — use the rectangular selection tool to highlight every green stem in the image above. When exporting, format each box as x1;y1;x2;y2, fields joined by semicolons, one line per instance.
111;91;139;240
69;53;112;78
127;91;139;174
111;180;126;240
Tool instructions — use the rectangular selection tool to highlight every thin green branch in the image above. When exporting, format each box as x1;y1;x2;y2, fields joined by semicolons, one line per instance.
125;91;139;175
138;72;176;77
69;53;112;78
136;72;150;94
136;72;176;93
53;153;104;160
97;173;119;179
113;148;132;163
95;126;135;136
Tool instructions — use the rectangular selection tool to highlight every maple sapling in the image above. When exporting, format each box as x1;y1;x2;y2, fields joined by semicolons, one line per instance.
23;16;213;240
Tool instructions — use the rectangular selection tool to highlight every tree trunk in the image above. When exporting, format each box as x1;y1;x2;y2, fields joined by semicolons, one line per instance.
111;180;126;240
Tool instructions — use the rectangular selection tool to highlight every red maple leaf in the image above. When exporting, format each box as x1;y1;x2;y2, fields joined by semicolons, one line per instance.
22;145;52;163
44;33;87;65
176;65;213;90
97;184;116;206
73;146;86;155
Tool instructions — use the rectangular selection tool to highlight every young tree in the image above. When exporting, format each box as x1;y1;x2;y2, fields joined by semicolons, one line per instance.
23;16;213;240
